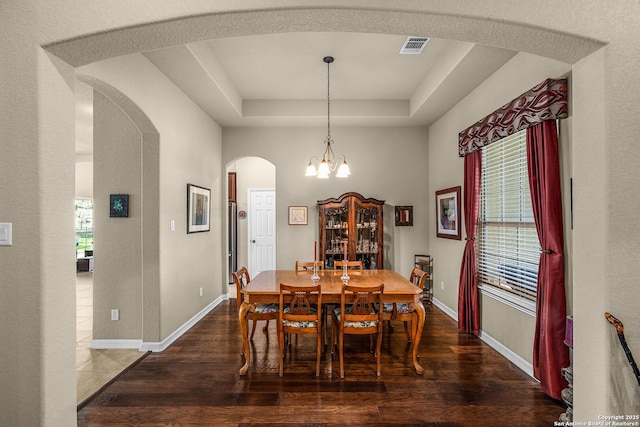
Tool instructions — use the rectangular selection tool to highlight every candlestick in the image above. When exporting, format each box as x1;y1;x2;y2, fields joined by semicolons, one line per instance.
311;240;319;280
343;240;347;261
311;260;320;281
341;256;350;281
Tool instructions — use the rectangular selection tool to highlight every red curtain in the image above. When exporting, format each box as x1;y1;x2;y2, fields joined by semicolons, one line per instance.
458;150;481;335
526;120;569;400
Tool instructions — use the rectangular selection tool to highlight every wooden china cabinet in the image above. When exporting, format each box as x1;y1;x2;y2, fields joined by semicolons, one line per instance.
318;192;384;270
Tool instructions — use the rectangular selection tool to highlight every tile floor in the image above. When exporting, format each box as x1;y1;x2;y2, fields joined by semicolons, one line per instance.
76;272;144;405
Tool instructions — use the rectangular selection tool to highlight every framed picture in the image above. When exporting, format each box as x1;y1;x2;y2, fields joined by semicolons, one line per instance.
187;184;211;233
110;194;129;218
288;206;308;225
436;186;461;240
395;206;413;226
228;172;236;203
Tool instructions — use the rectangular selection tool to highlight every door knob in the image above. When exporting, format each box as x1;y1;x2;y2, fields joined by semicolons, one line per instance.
251;240;256;243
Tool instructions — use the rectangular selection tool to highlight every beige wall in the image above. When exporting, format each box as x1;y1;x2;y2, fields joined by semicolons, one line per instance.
75;82;94;199
92;90;144;341
75;162;93;199
223;126;430;278
2;2;640;424
571;47;611;416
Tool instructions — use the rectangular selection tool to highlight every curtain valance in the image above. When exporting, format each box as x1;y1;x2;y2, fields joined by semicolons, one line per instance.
458;78;568;157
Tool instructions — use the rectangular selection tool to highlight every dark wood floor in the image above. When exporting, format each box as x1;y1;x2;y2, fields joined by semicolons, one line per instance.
78;299;564;426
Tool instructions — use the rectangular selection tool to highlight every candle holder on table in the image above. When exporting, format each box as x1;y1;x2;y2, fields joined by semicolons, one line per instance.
340;240;349;281
340;259;350;281
311;260;320;281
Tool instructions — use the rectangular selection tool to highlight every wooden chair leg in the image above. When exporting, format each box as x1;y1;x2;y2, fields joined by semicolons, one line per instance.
339;331;345;379
411;316;420;358
316;329;322;377
263;320;270;332
376;328;383;376
250;320;258;340
403;321;412;343
324;303;337;349
331;321;337;357
278;326;284;377
322;306;327;347
241;325;249;355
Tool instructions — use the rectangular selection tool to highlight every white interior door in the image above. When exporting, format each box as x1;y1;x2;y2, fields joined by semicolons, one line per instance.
248;189;276;276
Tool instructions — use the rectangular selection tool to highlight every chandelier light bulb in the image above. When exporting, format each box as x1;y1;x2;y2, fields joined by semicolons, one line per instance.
336;160;351;178
305;162;317;176
317;159;331;177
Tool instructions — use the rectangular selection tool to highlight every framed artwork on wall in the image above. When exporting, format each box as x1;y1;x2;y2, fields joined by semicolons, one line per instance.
228;172;236;202
109;194;129;218
187;183;211;233
395;206;413;226
436;186;461;240
288;206;308;225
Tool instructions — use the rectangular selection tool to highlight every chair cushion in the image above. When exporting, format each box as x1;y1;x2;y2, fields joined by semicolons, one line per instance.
283;319;318;328
333;307;379;328
253;303;279;314
282;306;318;328
379;303;413;314
381;303;394;313
394;303;413;314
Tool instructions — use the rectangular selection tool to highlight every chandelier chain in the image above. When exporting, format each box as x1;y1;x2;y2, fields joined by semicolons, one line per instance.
327;58;331;139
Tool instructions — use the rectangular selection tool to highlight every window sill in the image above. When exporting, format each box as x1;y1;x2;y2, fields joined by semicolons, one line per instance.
479;284;536;317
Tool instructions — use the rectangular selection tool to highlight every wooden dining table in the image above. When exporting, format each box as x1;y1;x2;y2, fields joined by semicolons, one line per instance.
238;269;425;376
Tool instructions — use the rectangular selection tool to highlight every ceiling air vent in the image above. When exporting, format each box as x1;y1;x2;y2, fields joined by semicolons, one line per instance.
399;37;430;55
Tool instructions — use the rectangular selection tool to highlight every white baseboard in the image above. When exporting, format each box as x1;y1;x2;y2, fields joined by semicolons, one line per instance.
478;330;535;379
431;297;535;380
432;297;458;320
140;294;227;352
91;339;142;350
91;294;228;352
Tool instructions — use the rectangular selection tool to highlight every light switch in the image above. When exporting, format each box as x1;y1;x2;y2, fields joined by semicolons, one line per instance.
170;220;176;231
0;223;12;246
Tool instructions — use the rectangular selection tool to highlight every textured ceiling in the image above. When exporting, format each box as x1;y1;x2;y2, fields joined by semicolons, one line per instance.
76;31;522;157
138;32;517;128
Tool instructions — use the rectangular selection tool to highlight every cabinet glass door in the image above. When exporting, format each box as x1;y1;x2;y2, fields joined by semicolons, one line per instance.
355;206;379;269
323;204;349;269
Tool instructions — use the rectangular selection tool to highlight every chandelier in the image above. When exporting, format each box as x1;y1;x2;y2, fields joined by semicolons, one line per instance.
305;56;351;179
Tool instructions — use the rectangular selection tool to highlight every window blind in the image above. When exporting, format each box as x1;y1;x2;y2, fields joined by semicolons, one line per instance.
477;130;540;301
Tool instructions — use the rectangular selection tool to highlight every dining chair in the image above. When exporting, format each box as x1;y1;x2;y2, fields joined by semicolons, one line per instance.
382;267;428;342
278;283;323;376
295;261;324;271
331;283;384;378
295;261;329;346
333;260;363;271
233;267;279;355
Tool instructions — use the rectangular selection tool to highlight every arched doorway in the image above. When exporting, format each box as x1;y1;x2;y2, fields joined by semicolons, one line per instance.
226;157;276;298
73;76;161;403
